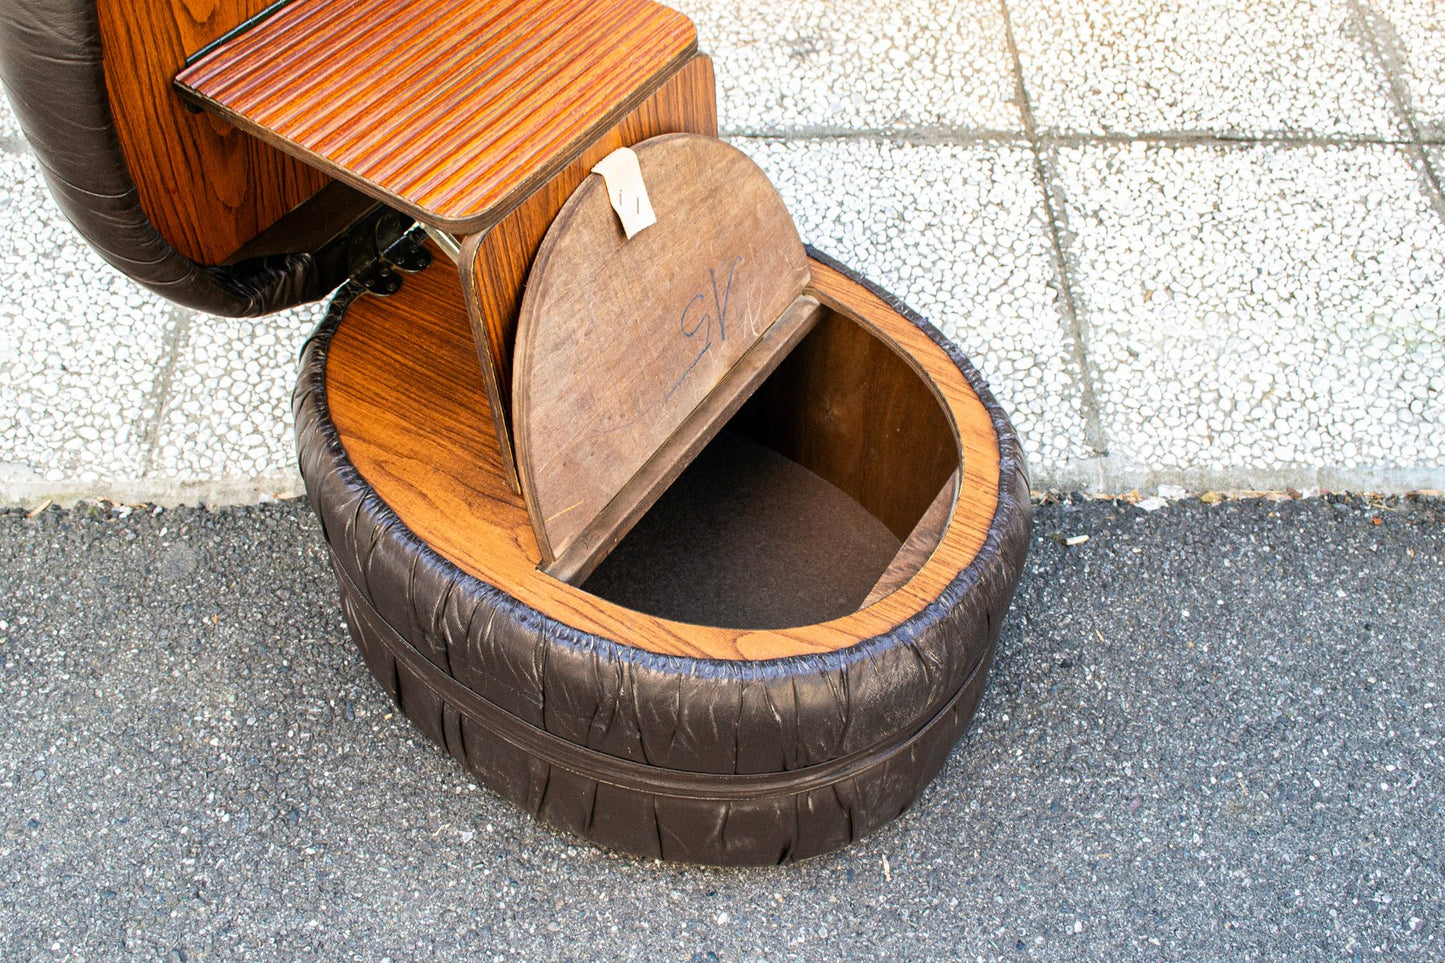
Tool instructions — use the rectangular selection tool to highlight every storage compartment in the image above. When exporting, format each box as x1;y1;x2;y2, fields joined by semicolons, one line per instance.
583;307;958;628
321;247;999;662
302;249;1029;865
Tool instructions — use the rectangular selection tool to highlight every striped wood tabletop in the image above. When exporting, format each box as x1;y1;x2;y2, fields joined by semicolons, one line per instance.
175;0;697;233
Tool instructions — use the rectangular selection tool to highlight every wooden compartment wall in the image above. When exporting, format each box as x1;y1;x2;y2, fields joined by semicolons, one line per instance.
583;306;961;629
97;0;332;264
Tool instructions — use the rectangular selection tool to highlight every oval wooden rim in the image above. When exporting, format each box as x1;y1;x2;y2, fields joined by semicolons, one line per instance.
325;256;1002;661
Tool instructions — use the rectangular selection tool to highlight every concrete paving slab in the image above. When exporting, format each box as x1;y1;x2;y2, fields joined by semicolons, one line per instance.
0;150;178;494
3;6;1443;502
1009;0;1405;138
2;496;1442;960
147;307;310;492
1364;0;1445;137
1050;142;1445;492
738;137;1096;473
673;0;1021;134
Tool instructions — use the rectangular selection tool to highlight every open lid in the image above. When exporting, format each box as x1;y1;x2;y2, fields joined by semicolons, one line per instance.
513;133;821;582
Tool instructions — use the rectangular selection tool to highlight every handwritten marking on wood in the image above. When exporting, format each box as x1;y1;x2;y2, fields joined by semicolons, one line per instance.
513;134;810;569
457;55;717;495
669;256;740;399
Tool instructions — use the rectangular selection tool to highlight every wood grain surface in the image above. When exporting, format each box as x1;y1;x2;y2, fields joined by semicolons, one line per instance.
97;0;330;264
729;304;959;542
542;296;823;585
327;251;1001;661
458;54;716;493
175;0;697;233
862;470;959;608
513;134;809;571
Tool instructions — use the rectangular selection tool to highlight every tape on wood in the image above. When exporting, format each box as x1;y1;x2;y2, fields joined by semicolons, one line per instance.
591;147;657;239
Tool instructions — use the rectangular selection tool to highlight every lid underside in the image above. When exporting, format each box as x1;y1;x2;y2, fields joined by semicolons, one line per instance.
511;134;812;580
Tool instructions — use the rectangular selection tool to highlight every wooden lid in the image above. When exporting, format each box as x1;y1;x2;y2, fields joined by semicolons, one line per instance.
513;134;814;580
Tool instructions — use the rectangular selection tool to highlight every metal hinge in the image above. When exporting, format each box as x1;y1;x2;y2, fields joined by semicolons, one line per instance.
348;210;434;296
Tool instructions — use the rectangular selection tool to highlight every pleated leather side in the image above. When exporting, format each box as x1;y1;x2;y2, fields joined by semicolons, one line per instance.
0;0;338;315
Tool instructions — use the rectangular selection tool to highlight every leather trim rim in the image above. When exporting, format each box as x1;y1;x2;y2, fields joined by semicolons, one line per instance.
335;555;995;801
297;258;1031;680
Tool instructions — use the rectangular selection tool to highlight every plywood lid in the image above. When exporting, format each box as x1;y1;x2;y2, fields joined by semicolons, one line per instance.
513;133;812;577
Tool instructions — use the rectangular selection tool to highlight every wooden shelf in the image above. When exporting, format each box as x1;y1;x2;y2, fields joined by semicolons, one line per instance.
175;0;696;234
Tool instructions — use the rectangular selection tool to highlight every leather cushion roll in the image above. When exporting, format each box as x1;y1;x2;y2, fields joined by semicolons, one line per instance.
0;0;332;315
293;255;1031;864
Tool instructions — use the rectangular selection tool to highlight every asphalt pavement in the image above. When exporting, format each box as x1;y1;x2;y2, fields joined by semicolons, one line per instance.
2;494;1441;961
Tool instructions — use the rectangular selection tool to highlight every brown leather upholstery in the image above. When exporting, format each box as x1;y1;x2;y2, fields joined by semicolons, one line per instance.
293;254;1032;865
0;0;339;315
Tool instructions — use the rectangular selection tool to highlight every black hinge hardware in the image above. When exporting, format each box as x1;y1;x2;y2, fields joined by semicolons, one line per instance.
348;209;433;297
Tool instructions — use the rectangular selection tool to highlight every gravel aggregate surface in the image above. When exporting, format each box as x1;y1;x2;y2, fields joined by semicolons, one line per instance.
1364;0;1445;137
147;305;314;485
674;0;1022;134
3;1;1443;503
1049;141;1445;488
0;151;176;488
2;495;1442;961
1008;0;1402;138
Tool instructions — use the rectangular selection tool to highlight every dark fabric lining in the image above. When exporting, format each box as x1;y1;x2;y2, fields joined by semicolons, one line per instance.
582;430;901;628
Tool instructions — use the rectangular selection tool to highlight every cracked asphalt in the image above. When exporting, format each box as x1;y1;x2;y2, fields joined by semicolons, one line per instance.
1;494;1442;961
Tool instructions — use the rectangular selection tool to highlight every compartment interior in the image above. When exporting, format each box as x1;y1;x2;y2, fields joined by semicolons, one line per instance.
581;307;959;628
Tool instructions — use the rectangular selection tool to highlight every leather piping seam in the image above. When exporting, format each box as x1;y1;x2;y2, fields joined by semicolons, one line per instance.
335;558;993;801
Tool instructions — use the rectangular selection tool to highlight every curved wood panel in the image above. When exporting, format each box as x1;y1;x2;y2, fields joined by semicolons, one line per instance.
731;307;958;541
325;252;1001;661
96;0;329;265
513;134;809;568
458;54;717;494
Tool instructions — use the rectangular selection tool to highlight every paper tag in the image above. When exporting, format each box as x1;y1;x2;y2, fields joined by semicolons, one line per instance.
591;147;656;239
